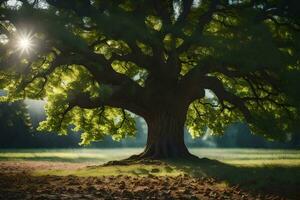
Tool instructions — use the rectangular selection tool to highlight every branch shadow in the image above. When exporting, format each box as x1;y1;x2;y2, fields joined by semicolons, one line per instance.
170;158;300;199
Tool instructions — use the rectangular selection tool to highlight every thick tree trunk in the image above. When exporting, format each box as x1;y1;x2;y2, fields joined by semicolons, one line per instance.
104;110;198;165
138;111;195;159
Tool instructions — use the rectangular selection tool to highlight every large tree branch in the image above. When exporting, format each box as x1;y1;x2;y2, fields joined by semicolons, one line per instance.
152;0;173;28
179;57;281;97
178;0;220;53
45;0;160;50
44;0;163;75
201;76;252;121
52;52;147;115
66;88;147;117
176;0;193;25
179;59;290;121
1;5;149;115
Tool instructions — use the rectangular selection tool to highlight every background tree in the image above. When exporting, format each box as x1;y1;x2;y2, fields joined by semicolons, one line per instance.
0;101;32;148
0;0;299;159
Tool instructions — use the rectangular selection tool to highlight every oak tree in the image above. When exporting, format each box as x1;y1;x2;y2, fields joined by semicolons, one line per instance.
1;0;300;159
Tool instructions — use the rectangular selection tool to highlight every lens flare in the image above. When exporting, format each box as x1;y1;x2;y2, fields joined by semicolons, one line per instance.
16;31;34;55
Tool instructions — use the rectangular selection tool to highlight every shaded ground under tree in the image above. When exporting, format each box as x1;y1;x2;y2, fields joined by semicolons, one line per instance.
0;158;299;199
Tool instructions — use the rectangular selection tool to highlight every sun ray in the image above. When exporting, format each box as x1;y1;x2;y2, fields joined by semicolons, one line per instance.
16;31;34;55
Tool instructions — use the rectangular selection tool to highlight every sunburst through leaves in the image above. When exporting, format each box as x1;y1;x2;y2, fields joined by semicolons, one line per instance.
16;31;34;55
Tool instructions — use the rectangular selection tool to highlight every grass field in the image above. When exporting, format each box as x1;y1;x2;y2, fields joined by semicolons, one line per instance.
1;148;299;199
0;148;299;166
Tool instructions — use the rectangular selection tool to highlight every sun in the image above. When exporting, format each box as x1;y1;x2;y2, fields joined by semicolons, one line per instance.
16;32;34;54
19;37;31;49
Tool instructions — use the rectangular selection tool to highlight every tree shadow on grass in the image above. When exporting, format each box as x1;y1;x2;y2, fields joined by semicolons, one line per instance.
171;158;300;200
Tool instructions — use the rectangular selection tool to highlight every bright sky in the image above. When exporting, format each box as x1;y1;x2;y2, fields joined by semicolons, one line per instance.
24;99;46;114
205;89;215;99
7;0;48;9
7;0;21;7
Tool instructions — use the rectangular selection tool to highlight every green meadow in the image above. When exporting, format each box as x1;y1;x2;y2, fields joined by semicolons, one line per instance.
1;148;299;166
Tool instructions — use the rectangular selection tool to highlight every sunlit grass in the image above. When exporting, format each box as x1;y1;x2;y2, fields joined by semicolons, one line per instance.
34;164;182;177
222;159;300;166
1;148;299;167
190;148;300;167
1;148;299;177
0;148;143;163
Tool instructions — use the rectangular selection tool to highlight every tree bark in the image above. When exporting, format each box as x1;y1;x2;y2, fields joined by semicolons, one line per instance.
105;108;200;165
138;111;194;159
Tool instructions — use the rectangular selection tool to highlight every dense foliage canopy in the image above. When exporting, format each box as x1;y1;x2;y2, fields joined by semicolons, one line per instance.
1;0;300;146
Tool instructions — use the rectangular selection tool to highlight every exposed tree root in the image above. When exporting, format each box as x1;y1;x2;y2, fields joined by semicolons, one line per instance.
102;151;203;166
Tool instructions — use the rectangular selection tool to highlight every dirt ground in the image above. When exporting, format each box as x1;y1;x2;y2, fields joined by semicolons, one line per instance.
0;161;285;200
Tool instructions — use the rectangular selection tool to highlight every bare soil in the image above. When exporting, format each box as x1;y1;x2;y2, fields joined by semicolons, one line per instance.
0;161;284;200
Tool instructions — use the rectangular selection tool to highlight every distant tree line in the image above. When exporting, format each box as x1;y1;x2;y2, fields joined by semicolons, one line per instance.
0;101;80;148
0;102;299;149
186;123;300;149
0;101;147;148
